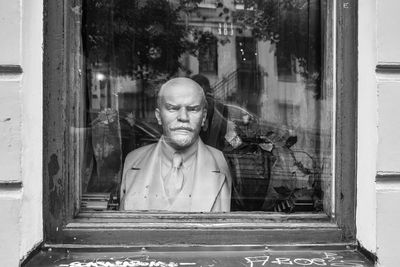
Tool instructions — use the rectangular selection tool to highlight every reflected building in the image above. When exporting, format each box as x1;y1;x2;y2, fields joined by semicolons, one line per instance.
176;0;331;201
83;0;333;212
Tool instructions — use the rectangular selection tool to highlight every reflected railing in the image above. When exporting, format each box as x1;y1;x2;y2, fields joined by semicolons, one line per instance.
213;70;238;100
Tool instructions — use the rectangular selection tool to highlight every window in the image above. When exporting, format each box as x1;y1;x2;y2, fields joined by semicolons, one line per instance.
43;0;357;245
199;36;218;74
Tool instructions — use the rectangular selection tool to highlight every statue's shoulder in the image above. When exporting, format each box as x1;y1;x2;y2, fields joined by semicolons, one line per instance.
204;144;224;157
203;144;228;166
124;142;158;165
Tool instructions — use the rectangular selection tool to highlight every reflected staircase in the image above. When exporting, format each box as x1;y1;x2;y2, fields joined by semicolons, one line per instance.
212;70;238;101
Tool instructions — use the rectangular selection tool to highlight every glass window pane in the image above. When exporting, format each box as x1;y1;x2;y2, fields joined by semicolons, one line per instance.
79;0;332;214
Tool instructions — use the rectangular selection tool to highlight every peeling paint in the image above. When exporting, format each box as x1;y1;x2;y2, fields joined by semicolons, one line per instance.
48;154;60;189
71;6;81;16
48;153;62;216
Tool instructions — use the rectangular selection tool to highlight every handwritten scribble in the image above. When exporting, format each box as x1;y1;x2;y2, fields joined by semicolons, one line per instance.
245;256;270;267
59;260;181;267
56;251;368;267
242;251;367;266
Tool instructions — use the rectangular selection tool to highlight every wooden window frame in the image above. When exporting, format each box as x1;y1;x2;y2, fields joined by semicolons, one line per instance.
43;0;357;246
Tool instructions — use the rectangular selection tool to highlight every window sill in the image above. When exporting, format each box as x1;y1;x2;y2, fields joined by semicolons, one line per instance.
24;244;375;267
68;211;333;229
51;212;345;246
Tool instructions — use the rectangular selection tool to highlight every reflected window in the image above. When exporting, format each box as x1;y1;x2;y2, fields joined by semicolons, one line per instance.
199;37;218;74
79;0;331;214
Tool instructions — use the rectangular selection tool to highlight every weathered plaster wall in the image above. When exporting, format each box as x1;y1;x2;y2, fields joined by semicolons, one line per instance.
358;0;400;266
376;182;400;266
356;0;377;254
20;0;43;260
0;189;22;266
375;0;400;265
0;0;43;265
0;0;24;264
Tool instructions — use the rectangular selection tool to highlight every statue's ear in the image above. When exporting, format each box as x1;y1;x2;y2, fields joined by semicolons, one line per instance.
155;108;162;126
201;109;207;127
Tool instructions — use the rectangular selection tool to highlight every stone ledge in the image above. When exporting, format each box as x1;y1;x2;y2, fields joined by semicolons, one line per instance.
24;245;374;267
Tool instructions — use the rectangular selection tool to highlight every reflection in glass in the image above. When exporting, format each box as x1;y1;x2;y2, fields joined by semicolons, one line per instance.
79;0;332;213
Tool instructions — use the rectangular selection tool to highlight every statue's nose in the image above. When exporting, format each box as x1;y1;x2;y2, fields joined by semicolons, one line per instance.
177;108;189;121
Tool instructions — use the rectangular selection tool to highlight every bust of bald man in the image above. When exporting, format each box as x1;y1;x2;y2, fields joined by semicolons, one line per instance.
120;77;232;212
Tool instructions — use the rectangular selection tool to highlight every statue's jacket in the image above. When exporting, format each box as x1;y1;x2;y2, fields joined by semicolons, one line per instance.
120;138;232;212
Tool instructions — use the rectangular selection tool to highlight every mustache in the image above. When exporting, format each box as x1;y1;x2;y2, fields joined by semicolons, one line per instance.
170;125;194;131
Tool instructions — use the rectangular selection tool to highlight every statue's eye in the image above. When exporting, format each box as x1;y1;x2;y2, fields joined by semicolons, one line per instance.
166;104;179;111
187;106;201;112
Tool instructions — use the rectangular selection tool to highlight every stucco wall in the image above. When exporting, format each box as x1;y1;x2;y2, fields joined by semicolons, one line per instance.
0;0;43;265
375;0;400;265
357;0;378;254
358;0;400;266
20;0;43;260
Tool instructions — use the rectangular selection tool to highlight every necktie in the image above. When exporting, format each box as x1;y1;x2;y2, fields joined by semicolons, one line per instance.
164;153;184;201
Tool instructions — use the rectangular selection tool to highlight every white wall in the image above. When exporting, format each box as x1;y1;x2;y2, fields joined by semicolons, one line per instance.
375;0;400;265
0;0;43;265
358;0;400;266
376;182;400;266
20;0;43;260
356;0;377;254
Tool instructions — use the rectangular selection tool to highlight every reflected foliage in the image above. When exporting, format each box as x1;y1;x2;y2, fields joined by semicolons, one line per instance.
85;0;196;78
84;0;319;79
226;117;324;212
